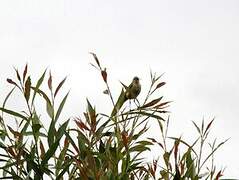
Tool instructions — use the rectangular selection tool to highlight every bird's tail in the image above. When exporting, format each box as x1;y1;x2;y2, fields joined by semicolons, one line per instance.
111;88;127;117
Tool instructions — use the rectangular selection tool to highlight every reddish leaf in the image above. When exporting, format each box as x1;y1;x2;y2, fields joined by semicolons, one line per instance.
24;76;31;102
6;78;18;87
7;147;16;157
156;82;166;89
151;168;156;178
157;110;170;113
74;118;90;131
174;139;180;161
48;71;52;91
151;82;166;94
205;118;214;134
154;101;172;109
54;77;67;98
40;140;45;159
101;69;107;83
122;131;128;149
215;170;223;180
23;63;28;83
180;160;185;175
64;137;69;148
140;96;163;108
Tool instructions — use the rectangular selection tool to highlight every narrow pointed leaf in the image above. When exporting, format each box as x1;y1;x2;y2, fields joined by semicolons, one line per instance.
205;118;214;135
42;120;69;166
90;52;101;68
2;87;15;109
14;68;21;82
154;101;172;109
140;96;163;108
6;79;20;89
101;69;107;83
48;71;52;91
24;76;31;102
31;69;47;106
23;63;28;83
39;140;45;159
54;77;67;98
55;92;69;122
0;108;28;121
32;87;54;119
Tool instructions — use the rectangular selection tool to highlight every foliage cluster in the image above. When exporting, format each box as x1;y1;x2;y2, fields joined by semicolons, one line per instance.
0;54;227;179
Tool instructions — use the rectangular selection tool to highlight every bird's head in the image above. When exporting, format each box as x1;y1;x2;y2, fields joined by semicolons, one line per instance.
133;76;140;84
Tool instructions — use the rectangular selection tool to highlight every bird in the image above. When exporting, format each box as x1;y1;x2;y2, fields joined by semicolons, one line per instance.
111;76;141;117
124;76;141;100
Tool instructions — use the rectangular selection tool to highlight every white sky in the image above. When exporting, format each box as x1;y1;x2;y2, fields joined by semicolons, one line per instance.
0;0;238;178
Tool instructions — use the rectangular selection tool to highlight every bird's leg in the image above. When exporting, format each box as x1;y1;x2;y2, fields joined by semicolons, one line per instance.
134;98;140;108
129;99;132;111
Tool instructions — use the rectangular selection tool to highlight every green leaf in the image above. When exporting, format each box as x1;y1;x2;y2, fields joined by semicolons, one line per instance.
2;87;15;109
163;152;170;168
55;161;72;180
56;119;69;141
42;120;69;167
173;165;181;180
32;124;41;139
168;137;198;156
55;140;69;175
31;87;54;119
0;108;28;121
55;92;69;122
200;139;229;170
31;69;47;106
136;140;154;146
32;113;42;140
87;99;95;120
192;121;201;135
129;144;150;152
99;140;105;153
22;131;47;137
128;111;165;121
64;130;79;154
47;113;65;147
20;118;31;135
184;149;196;178
24;152;43;178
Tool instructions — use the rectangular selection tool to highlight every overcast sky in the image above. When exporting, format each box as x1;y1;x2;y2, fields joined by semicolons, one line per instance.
0;0;238;178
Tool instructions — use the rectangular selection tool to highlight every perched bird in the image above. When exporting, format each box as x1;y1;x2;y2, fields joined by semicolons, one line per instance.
124;76;141;100
111;76;141;117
